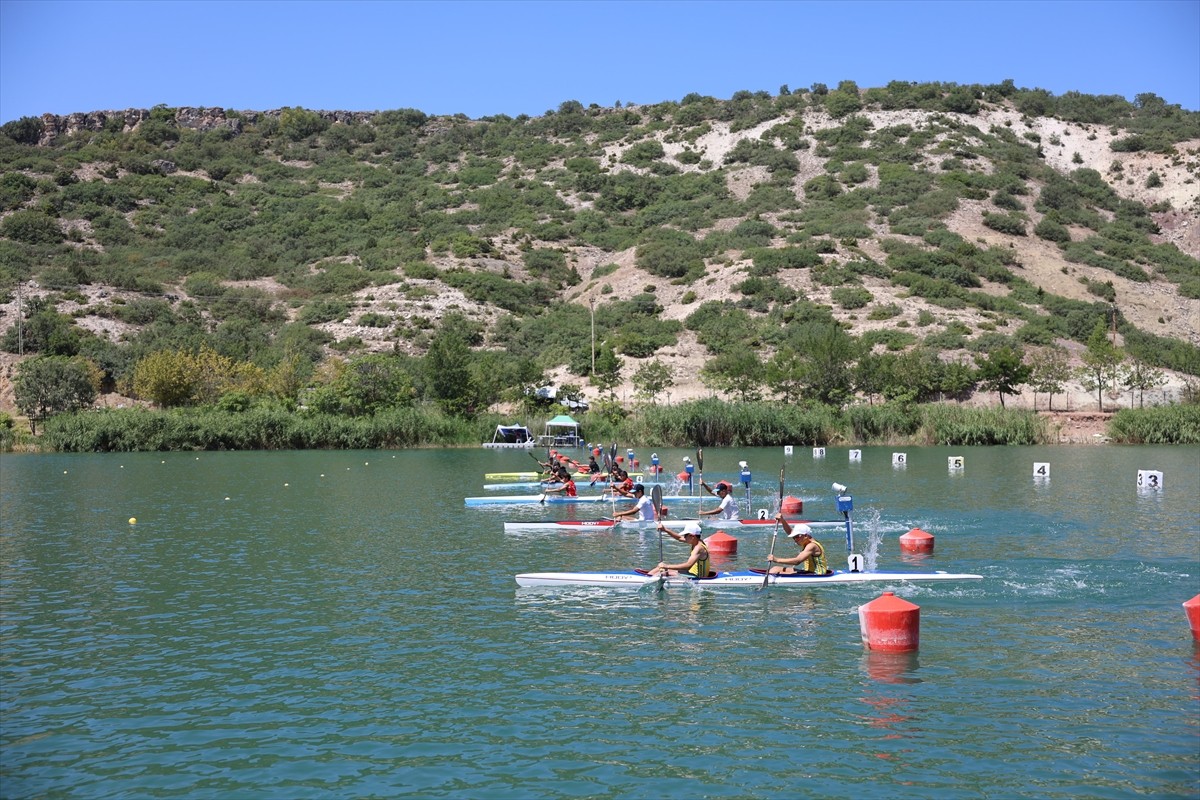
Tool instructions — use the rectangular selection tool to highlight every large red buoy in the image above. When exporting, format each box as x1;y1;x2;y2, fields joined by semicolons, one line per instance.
677;470;690;482
858;592;920;653
781;496;803;515
705;530;737;556
1184;595;1200;640
899;528;935;555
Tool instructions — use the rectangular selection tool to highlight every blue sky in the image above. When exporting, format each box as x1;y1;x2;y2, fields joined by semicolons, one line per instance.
1;0;1197;124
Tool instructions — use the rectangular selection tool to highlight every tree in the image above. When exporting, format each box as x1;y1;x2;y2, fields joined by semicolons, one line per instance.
424;324;473;415
1077;322;1123;412
853;351;893;405
882;348;943;404
1;306;80;356
701;351;764;402
14;356;100;433
1028;346;1071;410
592;344;622;400
133;349;197;408
132;347;267;408
1120;359;1167;408
335;354;415;416
939;359;978;402
974;346;1031;408
631;359;674;405
768;322;859;405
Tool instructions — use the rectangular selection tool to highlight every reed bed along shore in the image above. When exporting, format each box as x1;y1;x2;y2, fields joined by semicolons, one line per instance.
6;399;1196;452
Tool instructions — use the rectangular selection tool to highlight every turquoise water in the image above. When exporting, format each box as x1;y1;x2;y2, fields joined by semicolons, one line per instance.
2;446;1198;799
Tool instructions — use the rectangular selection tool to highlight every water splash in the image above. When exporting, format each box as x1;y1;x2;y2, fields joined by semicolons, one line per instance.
856;507;885;572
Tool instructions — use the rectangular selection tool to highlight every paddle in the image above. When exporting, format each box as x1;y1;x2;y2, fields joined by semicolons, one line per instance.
759;466;785;591
696;447;704;506
652;484;665;591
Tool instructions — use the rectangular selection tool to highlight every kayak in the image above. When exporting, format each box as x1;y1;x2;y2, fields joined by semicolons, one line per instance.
514;569;983;588
485;471;643;481
466;493;703;507
484;479;668;491
503;517;847;532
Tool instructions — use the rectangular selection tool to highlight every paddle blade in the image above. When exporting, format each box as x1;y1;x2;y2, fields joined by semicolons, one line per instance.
651;485;663;519
696;448;703;472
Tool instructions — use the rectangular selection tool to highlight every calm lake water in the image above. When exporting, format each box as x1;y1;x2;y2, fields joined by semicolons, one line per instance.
2;445;1198;799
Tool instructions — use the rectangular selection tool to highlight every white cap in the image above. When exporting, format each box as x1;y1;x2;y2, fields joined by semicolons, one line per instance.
739;461;748;468
787;523;813;539
681;522;702;537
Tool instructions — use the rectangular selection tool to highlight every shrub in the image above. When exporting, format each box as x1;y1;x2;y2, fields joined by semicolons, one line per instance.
636;228;705;280
982;212;1027;236
1034;217;1071;243
830;286;873;309
868;303;902;320
1;210;63;244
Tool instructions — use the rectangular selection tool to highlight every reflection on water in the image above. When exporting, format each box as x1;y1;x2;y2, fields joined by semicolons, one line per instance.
861;650;923;685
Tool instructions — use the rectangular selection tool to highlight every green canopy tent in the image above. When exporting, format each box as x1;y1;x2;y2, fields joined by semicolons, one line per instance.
539;414;584;448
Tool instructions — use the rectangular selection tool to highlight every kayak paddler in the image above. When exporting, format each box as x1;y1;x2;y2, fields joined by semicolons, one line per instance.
542;469;577;497
647;522;711;578
612;483;654;521
768;516;830;575
699;480;739;520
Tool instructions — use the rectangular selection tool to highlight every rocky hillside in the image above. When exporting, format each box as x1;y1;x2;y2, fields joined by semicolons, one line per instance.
1;83;1198;416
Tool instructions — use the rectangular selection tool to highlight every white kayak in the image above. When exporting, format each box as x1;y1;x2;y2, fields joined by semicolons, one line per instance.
515;569;983;588
466;493;704;507
503;517;847;532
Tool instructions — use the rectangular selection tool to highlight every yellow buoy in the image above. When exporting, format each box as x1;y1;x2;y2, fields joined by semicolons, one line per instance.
128;517;137;525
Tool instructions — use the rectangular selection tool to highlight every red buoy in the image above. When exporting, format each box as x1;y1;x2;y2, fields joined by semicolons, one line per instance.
1184;595;1200;640
677;471;690;482
781;496;803;515
899;528;935;555
705;530;737;556
858;592;920;653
